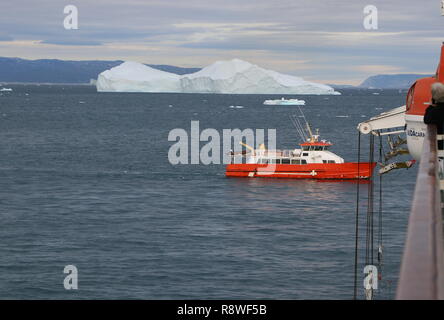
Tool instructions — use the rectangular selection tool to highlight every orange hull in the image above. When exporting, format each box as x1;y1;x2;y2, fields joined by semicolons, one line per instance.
226;162;376;179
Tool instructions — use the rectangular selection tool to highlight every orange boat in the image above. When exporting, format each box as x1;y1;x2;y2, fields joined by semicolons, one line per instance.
226;117;376;179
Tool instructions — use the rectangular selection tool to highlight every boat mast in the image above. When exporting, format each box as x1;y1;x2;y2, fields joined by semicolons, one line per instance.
290;106;320;144
306;123;314;142
239;142;255;155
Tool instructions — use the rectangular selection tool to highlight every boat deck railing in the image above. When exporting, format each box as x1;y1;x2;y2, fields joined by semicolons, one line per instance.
396;124;444;299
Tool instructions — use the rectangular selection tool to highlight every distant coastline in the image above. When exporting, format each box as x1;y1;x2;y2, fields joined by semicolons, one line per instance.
0;57;432;89
0;57;200;84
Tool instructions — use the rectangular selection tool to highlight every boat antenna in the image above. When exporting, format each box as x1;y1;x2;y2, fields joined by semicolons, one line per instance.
289;114;308;142
297;105;309;124
297;105;313;141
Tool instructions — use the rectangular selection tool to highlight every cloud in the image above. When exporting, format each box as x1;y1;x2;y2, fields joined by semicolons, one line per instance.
352;64;403;74
0;34;13;41
0;0;441;84
40;39;103;46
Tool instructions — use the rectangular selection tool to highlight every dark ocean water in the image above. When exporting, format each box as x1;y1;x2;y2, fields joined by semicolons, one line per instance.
0;85;415;299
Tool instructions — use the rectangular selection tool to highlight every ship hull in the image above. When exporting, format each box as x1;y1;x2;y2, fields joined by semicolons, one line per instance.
226;162;376;179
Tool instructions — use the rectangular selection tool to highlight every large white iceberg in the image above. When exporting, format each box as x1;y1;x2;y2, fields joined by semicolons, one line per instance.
96;61;180;92
96;59;340;95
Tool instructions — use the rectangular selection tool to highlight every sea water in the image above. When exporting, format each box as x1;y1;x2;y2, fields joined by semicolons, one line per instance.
0;85;414;299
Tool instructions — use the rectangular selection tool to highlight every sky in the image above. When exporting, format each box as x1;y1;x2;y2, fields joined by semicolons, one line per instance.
0;0;443;85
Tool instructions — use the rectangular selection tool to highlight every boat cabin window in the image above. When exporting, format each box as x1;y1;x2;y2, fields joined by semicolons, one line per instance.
270;159;281;164
302;152;309;156
281;159;291;164
258;159;268;164
302;145;329;151
291;159;301;164
301;160;307;164
328;160;335;163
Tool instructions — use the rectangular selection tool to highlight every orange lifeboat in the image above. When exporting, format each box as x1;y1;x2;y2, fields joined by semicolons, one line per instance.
404;44;444;160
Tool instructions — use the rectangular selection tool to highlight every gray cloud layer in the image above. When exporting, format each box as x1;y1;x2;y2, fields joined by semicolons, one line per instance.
0;0;443;84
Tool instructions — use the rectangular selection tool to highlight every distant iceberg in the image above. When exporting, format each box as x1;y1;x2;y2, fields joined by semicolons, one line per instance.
96;61;180;93
96;59;340;95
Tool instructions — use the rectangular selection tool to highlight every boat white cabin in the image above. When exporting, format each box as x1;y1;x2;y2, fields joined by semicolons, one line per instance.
234;134;344;165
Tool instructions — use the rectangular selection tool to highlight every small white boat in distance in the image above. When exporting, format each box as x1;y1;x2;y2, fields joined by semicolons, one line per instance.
263;97;305;105
0;88;13;92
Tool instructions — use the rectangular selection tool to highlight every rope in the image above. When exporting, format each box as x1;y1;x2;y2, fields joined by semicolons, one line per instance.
365;134;375;266
289;114;308;142
353;131;361;300
378;133;383;271
370;134;375;265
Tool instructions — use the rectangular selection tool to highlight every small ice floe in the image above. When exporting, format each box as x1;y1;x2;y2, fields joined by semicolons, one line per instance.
229;105;244;109
375;107;383;110
168;104;173;107
361;115;367;117
372;92;380;95
0;88;13;92
263;98;305;105
79;101;86;104
335;115;350;118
